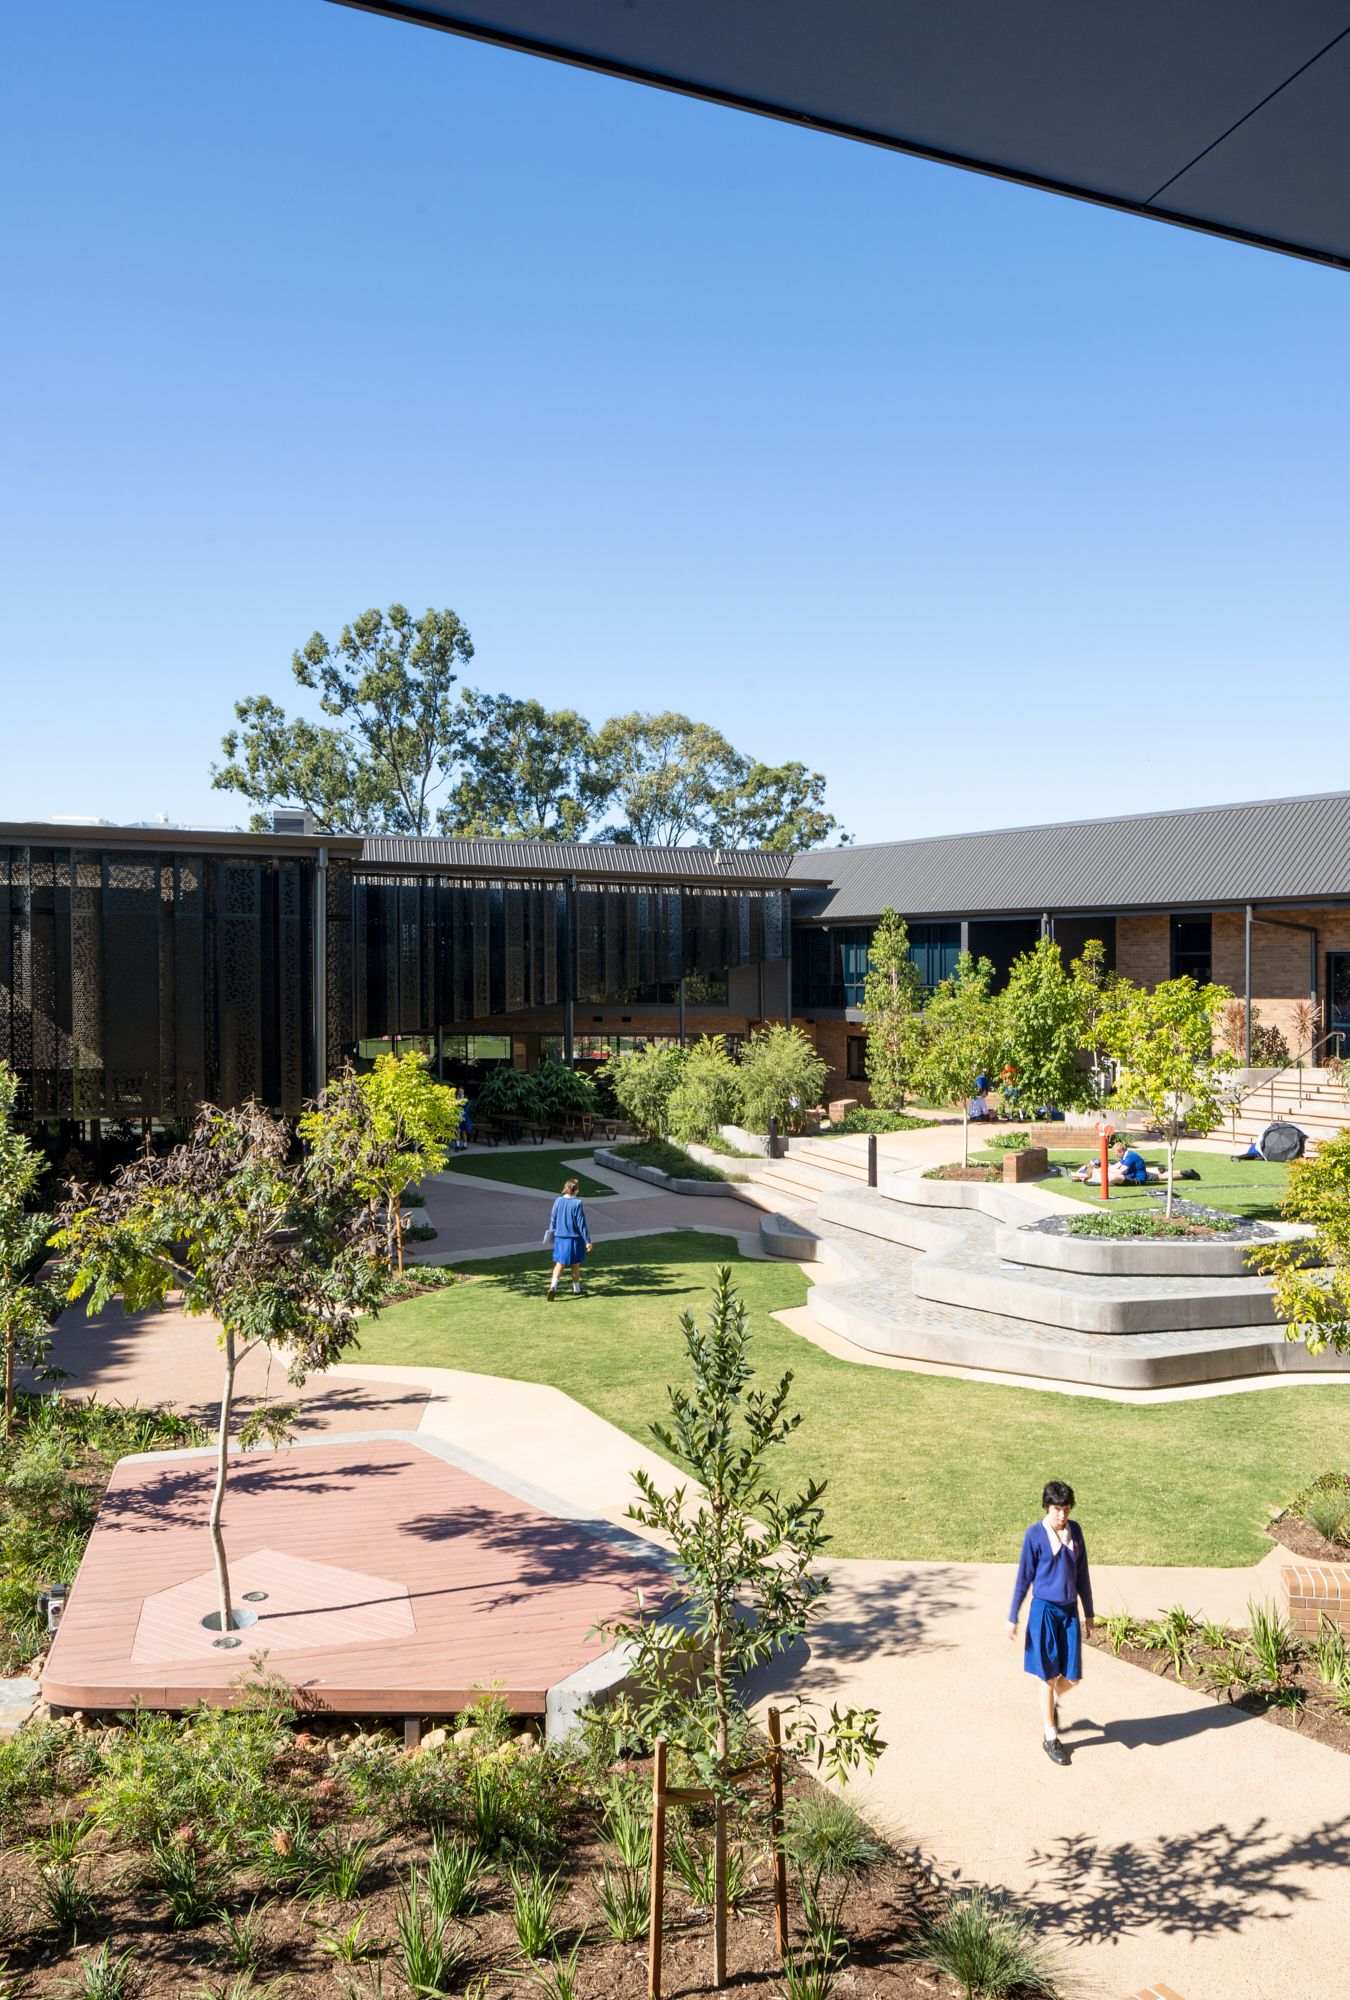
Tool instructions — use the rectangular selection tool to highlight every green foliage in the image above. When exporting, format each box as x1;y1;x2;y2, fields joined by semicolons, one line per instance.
607;1268;883;1800
718;759;845;852
1;1394;206;1672
780;1793;881;1884
860;910;923;1111
735;1025;828;1135
472;1064;546;1126
1251;1129;1350;1356
998;937;1097;1116
598;1775;652;1871
1065;1209;1236;1239
213;603;474;834
35;1858;96;1939
1246;1599;1300;1684
667;1036;744;1145
213;1902;269;1977
907;1887;1063;1998
667;1825;749;1910
596;1860;649;1940
1312;1615;1349;1692
530;1060;598;1122
424;1833;488;1920
89;1705;291;1860
149;1831;228;1928
59;1944;141;2000
301;1052;460;1272
982;1130;1030;1151
1305;1492;1350;1546
394;1866;470;1998
518;1941;583;2000
444;691;602;839
908;953;1001;1166
1098;974;1236;1214
830;1107;935;1134
612;1140;734;1183
0;1059;61;1429
603;1043;688;1140
509;1863;563;1958
591;713;843;850
55;1096;388;1626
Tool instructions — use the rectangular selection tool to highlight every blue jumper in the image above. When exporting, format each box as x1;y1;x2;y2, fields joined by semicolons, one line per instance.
548;1194;590;1262
1009;1521;1094;1625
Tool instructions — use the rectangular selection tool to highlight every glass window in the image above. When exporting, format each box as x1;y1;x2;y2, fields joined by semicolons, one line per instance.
1170;916;1212;984
846;1035;867;1080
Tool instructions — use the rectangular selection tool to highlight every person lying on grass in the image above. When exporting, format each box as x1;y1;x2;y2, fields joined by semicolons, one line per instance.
1073;1136;1149;1185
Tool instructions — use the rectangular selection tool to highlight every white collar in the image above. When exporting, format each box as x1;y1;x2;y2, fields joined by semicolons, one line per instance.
1043;1519;1072;1556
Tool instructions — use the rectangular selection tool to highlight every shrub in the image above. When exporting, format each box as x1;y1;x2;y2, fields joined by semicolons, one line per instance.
472;1066;544;1126
90;1706;291;1860
908;1887;1062;1998
735;1025;828;1134
831;1107;935;1134
60;1944;140;1999
781;1793;882;1884
983;1130;1030;1151
394;1868;469;1997
596;1861;648;1941
509;1863;562;1959
1066;1210;1236;1239
603;1043;688;1139
611;1140;732;1184
1305;1493;1350;1546
666;1036;743;1145
531;1060;598;1122
425;1833;488;1921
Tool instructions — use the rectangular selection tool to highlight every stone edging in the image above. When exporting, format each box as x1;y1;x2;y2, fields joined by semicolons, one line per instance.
592;1147;742;1198
995;1224;1268;1278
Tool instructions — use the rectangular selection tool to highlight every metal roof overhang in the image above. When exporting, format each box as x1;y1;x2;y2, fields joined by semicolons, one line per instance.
329;1;1350;272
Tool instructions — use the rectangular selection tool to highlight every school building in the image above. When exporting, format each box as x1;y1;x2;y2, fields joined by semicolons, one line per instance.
3;788;1348;1130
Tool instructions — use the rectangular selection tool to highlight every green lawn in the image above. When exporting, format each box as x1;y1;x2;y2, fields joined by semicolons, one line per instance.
361;1230;1350;1568
439;1146;613;1198
1041;1148;1289;1219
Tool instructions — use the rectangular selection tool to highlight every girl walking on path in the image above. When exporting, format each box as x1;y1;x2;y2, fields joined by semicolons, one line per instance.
546;1178;592;1298
1008;1479;1095;1766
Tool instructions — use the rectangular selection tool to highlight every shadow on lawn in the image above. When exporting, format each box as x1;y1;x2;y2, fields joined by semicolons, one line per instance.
494;1258;702;1300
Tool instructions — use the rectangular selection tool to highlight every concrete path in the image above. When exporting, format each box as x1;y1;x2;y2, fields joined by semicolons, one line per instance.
331;1360;1347;2000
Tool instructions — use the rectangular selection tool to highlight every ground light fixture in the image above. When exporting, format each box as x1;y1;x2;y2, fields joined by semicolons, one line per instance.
38;1582;68;1635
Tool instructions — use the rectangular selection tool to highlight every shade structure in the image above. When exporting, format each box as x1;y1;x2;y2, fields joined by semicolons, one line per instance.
331;0;1350;271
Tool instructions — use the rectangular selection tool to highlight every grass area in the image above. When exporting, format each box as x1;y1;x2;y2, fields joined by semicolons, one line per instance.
1044;1148;1289;1220
610;1139;743;1182
439;1145;613;1198
362;1230;1350;1567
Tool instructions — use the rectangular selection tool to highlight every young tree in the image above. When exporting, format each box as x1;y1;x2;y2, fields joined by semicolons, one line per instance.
1069;937;1118;1103
666;1036;744;1145
1098;976;1236;1215
735;1026;828;1136
604;1043;689;1139
214;603;473;833
909;952;1001;1166
0;1063;60;1430
999;936;1097;1117
301;1052;461;1273
609;1269;883;1987
861;909;923;1111
1250;1128;1350;1355
54;1101;386;1634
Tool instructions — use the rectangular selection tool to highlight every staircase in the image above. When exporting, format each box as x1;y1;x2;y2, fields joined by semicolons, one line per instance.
741;1133;874;1200
1215;1071;1350;1152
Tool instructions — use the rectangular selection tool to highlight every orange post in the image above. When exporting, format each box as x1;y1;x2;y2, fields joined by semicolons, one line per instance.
1097;1119;1114;1203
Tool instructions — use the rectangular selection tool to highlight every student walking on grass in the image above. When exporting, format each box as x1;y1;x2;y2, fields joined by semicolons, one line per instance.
545;1177;592;1298
1008;1479;1095;1766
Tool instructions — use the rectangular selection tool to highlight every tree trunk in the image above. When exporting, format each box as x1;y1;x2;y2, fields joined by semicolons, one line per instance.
1165;1137;1177;1218
391;1193;404;1274
961;1104;970;1167
209;1329;238;1632
712;1634;728;1989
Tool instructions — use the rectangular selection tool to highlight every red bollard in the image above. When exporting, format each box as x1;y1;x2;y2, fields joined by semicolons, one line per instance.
1097;1119;1114;1202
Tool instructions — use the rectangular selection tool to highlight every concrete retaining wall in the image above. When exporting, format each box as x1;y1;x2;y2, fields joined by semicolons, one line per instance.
592;1148;736;1197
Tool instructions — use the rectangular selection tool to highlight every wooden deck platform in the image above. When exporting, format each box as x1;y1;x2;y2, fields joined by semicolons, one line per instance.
42;1432;671;1717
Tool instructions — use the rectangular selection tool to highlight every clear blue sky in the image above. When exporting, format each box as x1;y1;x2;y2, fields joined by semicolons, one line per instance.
3;0;1346;846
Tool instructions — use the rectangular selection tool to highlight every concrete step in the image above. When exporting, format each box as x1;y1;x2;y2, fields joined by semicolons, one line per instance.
788;1137;872;1181
742;1156;858;1197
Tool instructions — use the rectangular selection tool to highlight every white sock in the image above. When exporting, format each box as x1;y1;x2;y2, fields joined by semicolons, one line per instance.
572;1281;581;1293
1044;1723;1058;1742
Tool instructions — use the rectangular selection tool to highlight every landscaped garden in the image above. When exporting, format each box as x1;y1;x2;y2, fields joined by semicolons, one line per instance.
359;1232;1350;1568
1039;1149;1289;1220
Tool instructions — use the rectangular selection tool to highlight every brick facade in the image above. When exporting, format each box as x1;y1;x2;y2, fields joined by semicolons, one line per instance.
797;1018;870;1107
1117;904;1350;1053
1281;1558;1350;1639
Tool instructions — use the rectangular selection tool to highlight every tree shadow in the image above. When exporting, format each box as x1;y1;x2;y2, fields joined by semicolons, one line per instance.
398;1499;672;1612
742;1565;972;1703
95;1454;407;1533
1020;1813;1350;1945
494;1259;696;1298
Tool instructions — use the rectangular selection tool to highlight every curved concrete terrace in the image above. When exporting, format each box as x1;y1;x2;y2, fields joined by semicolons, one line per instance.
768;1175;1350;1391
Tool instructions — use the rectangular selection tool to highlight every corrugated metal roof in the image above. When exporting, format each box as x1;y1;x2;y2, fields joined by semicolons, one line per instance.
788;790;1350;921
360;835;814;885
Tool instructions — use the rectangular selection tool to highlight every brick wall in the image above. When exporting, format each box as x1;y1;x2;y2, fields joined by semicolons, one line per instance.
798;1019;870;1106
1115;915;1171;987
1281;1558;1350;1639
1117;904;1350;1052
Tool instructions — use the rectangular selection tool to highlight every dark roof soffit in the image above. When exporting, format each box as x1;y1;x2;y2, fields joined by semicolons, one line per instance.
0;822;365;858
329;2;1350;272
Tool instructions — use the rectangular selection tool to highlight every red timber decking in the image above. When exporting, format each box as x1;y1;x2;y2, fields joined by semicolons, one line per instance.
42;1433;672;1717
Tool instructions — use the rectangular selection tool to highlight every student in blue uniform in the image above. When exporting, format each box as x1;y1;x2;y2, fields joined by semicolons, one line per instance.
546;1177;592;1298
1008;1478;1095;1766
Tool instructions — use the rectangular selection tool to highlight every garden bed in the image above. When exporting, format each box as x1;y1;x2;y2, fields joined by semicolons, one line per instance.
1090;1603;1350;1758
0;1704;1000;2000
1267;1472;1350;1564
922;1163;999;1184
1031;1207;1272;1243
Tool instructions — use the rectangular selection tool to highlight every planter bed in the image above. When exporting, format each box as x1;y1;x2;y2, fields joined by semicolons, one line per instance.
594;1146;744;1196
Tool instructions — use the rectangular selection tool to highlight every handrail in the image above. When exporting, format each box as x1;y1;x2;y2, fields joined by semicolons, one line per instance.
1223;1027;1346;1133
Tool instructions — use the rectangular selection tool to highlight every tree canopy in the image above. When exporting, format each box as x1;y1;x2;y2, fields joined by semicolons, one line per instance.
213;612;844;852
861;909;924;1111
1098;975;1235;1214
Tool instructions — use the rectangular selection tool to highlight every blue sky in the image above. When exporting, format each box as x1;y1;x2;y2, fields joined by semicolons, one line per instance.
2;0;1346;846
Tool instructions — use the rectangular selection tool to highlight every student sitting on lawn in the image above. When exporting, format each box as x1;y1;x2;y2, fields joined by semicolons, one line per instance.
1072;1137;1150;1185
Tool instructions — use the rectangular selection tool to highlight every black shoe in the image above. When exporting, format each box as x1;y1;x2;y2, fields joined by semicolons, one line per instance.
1042;1737;1070;1766
546;1288;557;1301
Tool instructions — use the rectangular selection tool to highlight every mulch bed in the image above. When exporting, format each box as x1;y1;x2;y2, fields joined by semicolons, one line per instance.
922;1165;999;1183
1267;1511;1350;1566
0;1741;954;2000
1086;1630;1350;1758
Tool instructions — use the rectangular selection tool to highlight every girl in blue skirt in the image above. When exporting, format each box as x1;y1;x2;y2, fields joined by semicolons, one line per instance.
545;1178;592;1298
1008;1479;1094;1766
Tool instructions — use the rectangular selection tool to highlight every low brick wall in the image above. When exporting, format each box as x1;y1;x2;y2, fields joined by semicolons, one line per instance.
1003;1145;1049;1183
1282;1558;1350;1637
1125;1984;1185;2000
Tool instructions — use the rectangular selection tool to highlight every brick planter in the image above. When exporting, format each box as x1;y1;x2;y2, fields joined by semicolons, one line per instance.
1002;1145;1049;1182
1282;1557;1350;1637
